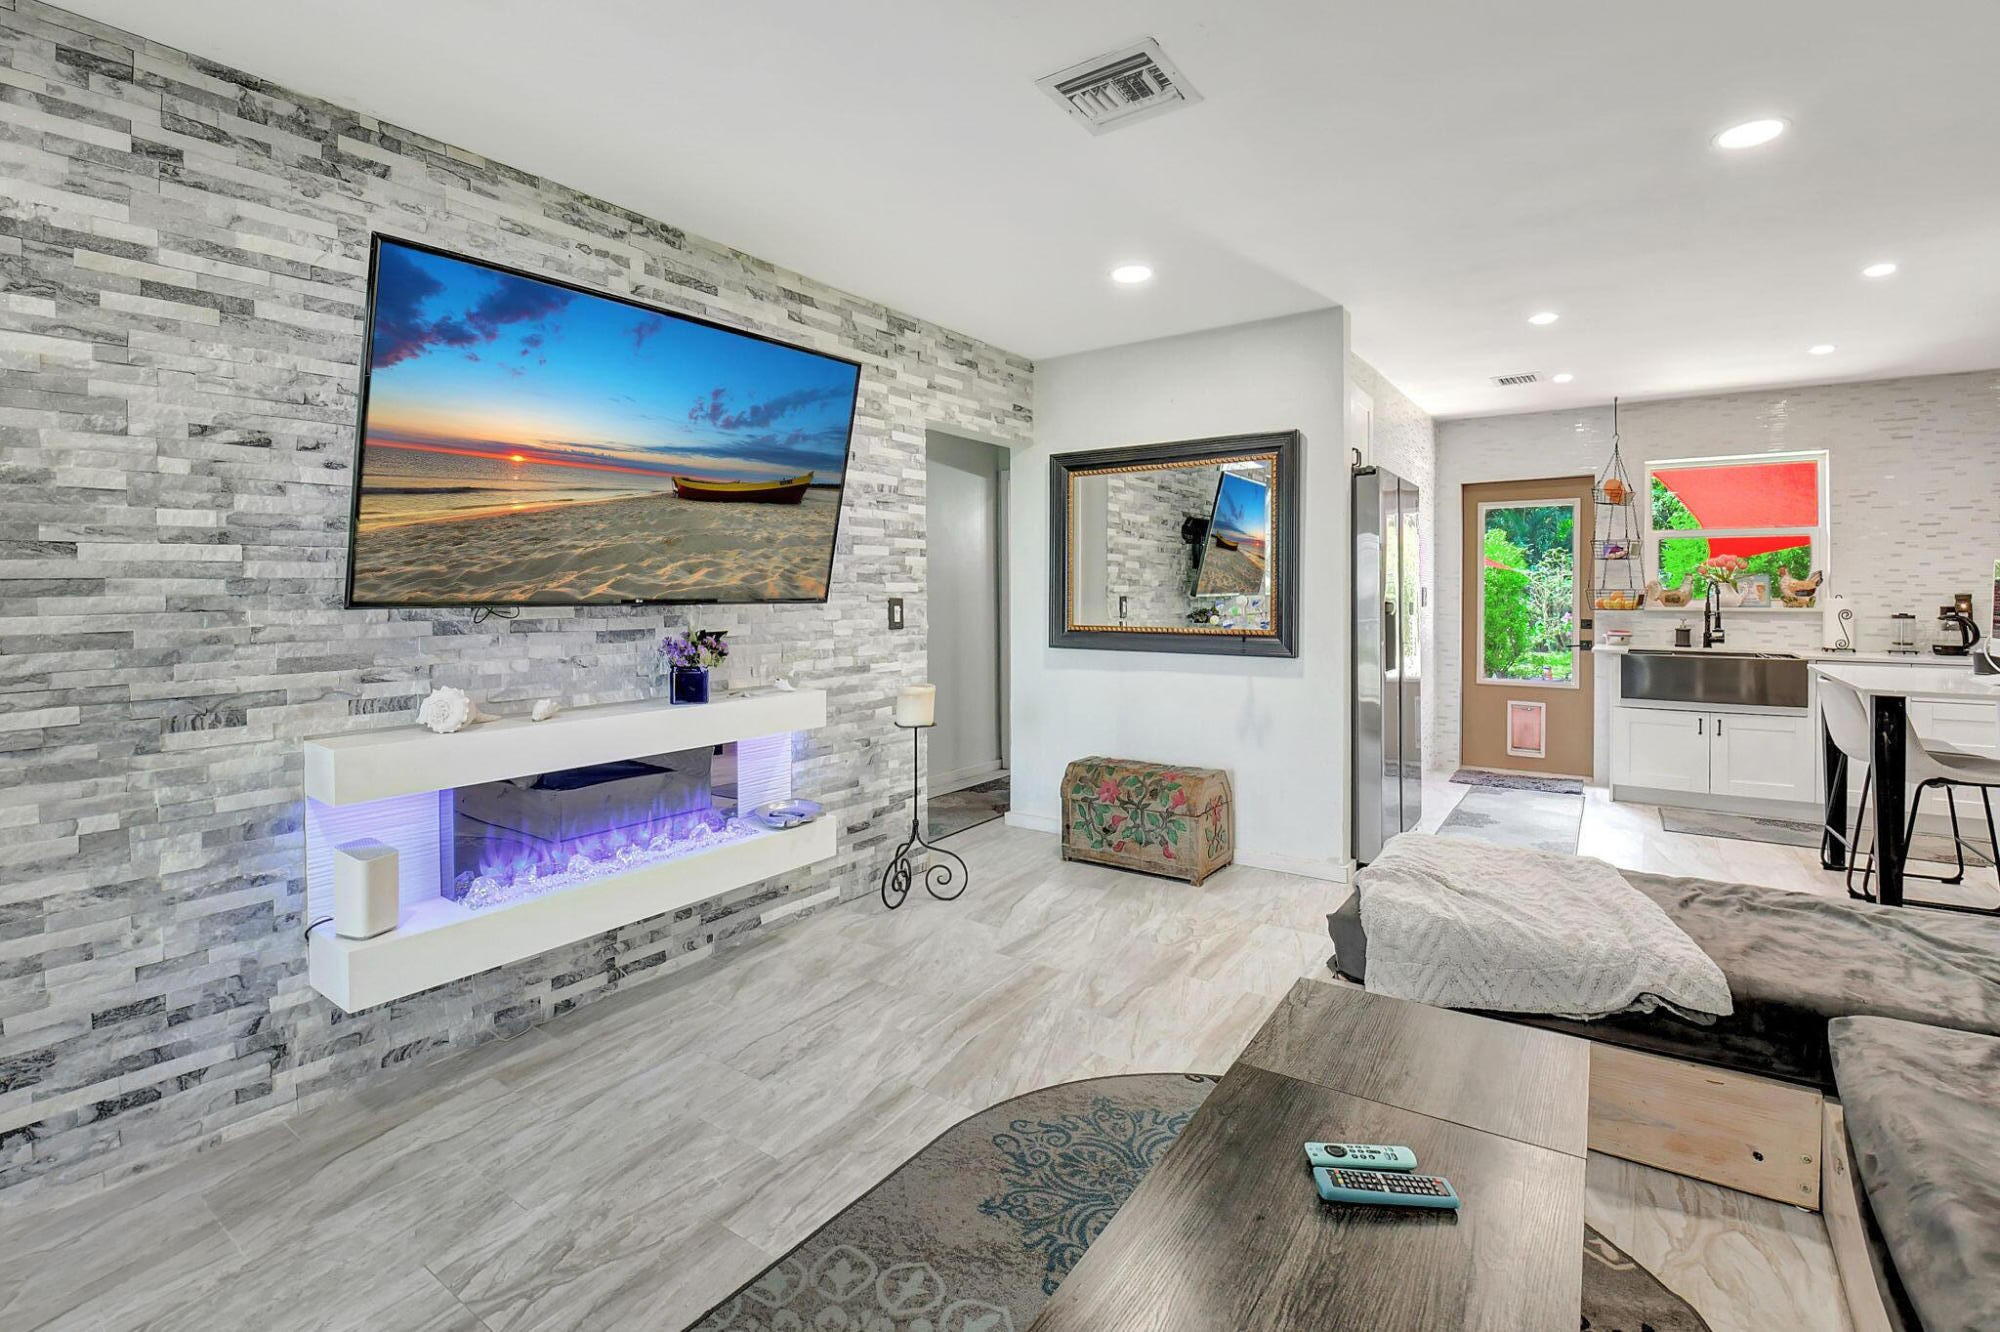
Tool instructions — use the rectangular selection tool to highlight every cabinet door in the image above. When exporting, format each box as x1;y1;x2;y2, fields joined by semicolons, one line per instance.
1709;711;1816;803
1612;708;1710;793
1910;699;2000;757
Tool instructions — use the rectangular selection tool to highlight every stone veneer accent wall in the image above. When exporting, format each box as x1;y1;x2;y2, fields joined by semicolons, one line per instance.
1102;465;1211;624
0;0;1031;1194
1433;371;2000;769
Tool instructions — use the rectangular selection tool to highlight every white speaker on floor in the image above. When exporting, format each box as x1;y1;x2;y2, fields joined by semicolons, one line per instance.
333;841;400;939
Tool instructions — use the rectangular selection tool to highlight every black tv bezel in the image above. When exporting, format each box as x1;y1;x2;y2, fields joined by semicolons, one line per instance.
341;233;864;611
1190;467;1270;599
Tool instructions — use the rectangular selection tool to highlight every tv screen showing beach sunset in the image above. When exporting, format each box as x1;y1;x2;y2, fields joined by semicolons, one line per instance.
1193;470;1270;598
345;238;861;606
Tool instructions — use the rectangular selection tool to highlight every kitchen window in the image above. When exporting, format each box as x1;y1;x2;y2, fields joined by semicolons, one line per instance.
1645;451;1829;608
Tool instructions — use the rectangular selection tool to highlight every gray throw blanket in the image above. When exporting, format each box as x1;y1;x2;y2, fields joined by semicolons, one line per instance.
1357;835;1733;1022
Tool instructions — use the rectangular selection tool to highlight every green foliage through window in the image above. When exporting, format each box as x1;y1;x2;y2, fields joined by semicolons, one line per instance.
1481;503;1575;682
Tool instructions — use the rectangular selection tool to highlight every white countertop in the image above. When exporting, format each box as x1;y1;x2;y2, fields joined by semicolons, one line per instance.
1811;661;2000;702
1592;644;1975;666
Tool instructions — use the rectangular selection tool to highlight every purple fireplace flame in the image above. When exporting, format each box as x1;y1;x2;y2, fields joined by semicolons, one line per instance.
447;749;754;910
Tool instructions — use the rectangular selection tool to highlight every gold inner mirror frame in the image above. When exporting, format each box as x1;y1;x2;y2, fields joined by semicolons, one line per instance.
1064;451;1282;636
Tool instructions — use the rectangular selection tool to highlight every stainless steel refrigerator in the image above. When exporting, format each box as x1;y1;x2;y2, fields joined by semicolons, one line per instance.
1353;466;1422;864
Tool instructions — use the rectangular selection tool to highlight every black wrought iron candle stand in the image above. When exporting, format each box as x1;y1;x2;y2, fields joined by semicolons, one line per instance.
880;721;969;910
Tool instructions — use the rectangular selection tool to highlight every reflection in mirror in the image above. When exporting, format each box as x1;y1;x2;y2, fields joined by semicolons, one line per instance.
1068;457;1273;632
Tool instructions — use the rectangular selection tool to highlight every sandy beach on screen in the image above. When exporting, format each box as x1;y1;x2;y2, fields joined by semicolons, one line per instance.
350;486;840;603
1199;541;1267;597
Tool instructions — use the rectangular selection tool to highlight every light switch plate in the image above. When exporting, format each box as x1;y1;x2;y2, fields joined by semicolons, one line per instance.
887;596;904;630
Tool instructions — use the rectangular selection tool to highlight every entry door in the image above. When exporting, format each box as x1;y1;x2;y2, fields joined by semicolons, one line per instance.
1460;476;1594;777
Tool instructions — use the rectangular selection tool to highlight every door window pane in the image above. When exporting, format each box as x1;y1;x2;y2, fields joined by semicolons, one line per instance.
1480;502;1576;684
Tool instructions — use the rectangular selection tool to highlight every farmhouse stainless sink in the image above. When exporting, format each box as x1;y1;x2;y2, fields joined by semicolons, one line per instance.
1620;649;1810;709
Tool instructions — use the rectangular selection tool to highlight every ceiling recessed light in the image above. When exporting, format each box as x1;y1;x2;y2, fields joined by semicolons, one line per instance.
1109;263;1153;285
1527;311;1559;326
1713;118;1787;150
1861;262;1898;279
1808;344;1836;355
1552;373;1574;384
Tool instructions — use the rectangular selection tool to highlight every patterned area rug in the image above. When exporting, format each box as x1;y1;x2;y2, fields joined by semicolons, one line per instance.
686;1073;1710;1332
1452;767;1586;795
1660;806;1996;866
1441;787;1585;855
928;776;1010;841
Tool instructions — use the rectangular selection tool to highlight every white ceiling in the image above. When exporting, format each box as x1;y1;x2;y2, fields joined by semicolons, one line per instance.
62;0;2000;417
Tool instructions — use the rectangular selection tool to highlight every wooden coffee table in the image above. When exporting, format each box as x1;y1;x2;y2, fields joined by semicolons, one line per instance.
1027;979;1591;1331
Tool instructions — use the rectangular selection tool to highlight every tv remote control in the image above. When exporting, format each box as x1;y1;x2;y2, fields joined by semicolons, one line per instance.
1313;1167;1460;1210
1303;1141;1418;1171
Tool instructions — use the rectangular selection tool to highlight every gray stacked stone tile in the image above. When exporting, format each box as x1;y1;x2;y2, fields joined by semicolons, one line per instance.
0;0;1032;1194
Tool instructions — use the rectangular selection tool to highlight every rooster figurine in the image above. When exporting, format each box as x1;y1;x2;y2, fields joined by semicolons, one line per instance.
1779;569;1824;608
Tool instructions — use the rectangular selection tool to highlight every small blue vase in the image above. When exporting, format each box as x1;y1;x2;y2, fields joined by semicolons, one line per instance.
670;666;710;705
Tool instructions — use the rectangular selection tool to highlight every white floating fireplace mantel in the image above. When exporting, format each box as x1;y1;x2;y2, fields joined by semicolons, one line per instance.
303;688;832;1013
304;689;826;806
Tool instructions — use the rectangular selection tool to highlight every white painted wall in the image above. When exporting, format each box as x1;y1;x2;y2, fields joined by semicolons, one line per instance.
1434;369;2000;769
1008;309;1354;876
926;432;1007;791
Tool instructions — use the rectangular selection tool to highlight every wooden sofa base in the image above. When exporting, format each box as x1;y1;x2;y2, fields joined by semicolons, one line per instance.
1820;1102;1905;1332
1587;1043;1823;1210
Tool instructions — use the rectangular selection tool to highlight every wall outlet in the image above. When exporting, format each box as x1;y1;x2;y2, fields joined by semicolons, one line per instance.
887;596;905;630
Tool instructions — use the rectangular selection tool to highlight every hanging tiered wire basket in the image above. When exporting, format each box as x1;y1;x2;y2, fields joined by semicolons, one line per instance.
1590;398;1645;611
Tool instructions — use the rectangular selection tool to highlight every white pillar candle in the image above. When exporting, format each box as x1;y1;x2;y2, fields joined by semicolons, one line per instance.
895;683;936;728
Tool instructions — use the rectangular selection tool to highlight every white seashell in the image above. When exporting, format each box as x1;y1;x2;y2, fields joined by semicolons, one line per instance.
530;698;561;722
416;686;476;734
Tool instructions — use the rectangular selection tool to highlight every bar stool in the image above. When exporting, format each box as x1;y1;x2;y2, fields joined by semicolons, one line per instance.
1819;676;2000;915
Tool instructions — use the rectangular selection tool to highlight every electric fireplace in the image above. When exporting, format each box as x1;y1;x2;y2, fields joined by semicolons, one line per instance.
302;690;833;1012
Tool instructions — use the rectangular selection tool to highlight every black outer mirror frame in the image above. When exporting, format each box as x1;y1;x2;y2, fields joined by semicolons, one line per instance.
1048;430;1300;657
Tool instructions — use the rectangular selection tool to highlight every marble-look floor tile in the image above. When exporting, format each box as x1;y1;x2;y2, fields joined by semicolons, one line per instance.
429;1154;774;1332
1586;1151;1852;1332
3;822;1861;1332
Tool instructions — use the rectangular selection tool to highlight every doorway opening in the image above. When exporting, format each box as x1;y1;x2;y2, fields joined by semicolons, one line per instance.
925;431;1010;839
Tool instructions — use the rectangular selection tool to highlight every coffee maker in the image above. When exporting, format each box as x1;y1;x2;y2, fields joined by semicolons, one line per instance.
1933;593;1984;656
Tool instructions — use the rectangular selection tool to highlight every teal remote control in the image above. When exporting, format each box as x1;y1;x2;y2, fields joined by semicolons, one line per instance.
1313;1167;1460;1210
1303;1141;1418;1172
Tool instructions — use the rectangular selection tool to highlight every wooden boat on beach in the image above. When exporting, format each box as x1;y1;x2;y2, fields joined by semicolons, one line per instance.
671;472;813;504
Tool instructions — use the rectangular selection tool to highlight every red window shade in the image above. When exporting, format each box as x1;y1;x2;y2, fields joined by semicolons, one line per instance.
1705;535;1809;559
1654;461;1818;528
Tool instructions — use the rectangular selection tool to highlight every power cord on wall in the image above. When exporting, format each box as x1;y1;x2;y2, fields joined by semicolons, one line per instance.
303;916;334;941
470;606;520;625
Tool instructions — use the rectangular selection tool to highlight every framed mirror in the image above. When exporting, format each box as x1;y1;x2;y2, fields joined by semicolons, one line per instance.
1049;430;1299;656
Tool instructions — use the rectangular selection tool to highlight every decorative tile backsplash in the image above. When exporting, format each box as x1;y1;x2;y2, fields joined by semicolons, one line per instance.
0;0;1030;1193
1434;371;2000;769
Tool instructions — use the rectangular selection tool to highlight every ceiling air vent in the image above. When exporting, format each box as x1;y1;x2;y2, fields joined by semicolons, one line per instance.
1491;372;1541;387
1037;38;1201;135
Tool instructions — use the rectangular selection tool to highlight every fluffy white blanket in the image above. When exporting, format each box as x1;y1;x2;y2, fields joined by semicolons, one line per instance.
1357;835;1733;1022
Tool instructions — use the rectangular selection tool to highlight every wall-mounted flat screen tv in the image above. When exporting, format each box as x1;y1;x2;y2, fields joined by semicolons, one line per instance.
1192;470;1271;598
344;236;862;607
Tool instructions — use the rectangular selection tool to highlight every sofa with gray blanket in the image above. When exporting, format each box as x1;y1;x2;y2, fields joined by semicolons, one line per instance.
1328;865;2000;1089
1329;856;2000;1330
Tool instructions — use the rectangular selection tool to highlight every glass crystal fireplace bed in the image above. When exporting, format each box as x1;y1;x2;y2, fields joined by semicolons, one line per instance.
305;735;795;919
300;691;834;1012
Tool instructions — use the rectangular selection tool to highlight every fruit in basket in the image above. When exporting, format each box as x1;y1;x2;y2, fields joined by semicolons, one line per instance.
1600;478;1630;505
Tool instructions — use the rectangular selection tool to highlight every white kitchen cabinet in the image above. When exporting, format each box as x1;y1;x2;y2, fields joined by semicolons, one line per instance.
1708;710;1817;803
1611;704;1816;804
1612;707;1711;793
1910;699;2000;757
